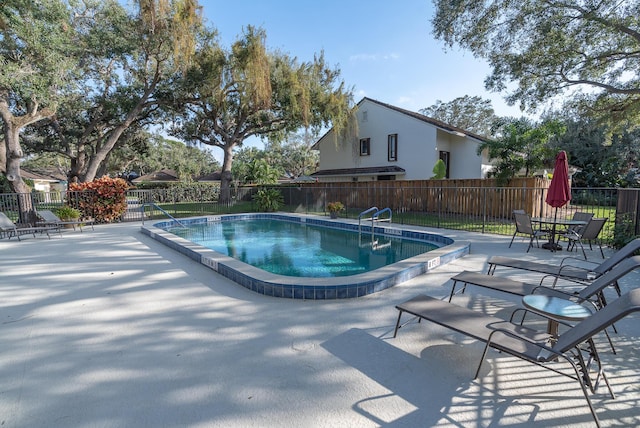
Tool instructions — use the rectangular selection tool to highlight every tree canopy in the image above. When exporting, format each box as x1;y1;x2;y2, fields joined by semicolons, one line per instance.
169;26;353;202
130;136;220;180
420;95;497;137
546;112;640;187
231;131;319;184
478;117;565;184
3;0;203;193
432;1;640;132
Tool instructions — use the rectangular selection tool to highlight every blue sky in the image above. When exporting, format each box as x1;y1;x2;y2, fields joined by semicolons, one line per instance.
201;0;524;156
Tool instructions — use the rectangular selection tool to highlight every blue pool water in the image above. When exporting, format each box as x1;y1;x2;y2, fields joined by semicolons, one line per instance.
167;219;439;277
143;214;468;299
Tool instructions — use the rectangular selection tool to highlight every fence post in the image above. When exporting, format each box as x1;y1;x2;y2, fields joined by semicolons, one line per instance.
482;187;487;234
437;183;442;228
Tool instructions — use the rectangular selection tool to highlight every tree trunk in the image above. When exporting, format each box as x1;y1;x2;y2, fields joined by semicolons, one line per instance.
81;124;128;182
0;93;54;223
3;120;36;223
80;83;153;182
68;141;88;183
219;144;235;204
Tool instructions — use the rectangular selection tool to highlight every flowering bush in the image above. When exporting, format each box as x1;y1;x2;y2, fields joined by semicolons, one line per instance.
69;176;129;223
327;201;344;212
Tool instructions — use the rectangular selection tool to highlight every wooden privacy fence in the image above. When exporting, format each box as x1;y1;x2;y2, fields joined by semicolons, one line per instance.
617;188;640;235
287;177;549;219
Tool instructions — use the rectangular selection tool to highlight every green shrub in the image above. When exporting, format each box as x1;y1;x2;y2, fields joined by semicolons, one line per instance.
54;205;81;220
431;159;447;179
612;212;639;249
253;188;283;212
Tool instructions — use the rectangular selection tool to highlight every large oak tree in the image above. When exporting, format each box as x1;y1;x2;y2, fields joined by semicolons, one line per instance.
432;1;640;131
28;0;203;184
0;0;76;219
169;26;353;202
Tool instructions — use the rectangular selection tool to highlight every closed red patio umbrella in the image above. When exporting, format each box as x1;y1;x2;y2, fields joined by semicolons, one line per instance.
544;150;571;250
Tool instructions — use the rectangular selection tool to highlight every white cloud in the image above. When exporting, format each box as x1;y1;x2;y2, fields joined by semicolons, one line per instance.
349;52;400;62
395;96;413;107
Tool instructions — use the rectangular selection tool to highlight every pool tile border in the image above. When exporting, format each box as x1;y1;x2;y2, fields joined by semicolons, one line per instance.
141;213;469;299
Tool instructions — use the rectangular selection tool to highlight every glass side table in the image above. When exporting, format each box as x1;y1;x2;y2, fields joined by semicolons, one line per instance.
522;294;593;337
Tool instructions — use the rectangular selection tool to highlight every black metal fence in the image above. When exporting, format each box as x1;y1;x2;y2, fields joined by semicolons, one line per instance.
123;185;627;245
0;190;94;223
2;185;636;246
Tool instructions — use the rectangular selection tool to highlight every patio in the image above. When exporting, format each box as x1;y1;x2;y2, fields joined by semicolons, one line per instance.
1;221;639;427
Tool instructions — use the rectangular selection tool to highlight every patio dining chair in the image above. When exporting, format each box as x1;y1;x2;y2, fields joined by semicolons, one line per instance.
393;288;640;427
509;211;549;252
566;211;594;236
562;218;607;260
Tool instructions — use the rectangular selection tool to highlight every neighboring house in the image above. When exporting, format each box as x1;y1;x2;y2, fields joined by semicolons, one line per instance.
311;97;492;182
131;169;180;184
197;171;222;182
21;169;67;193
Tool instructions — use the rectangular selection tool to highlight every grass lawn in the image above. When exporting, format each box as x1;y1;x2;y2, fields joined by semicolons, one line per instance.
143;201;620;246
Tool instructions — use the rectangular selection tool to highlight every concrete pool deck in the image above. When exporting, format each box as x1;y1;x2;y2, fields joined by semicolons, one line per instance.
1;220;639;427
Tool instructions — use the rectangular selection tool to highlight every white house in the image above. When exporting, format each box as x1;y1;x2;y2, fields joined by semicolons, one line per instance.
311;97;492;182
21;169;67;193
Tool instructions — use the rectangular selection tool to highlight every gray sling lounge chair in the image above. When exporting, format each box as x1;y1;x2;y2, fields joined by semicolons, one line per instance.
450;256;640;307
449;257;640;353
393;288;640;427
487;238;640;289
0;212;59;241
36;209;94;232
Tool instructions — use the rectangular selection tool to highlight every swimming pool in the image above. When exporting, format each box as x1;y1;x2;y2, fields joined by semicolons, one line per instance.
165;219;439;277
141;213;469;299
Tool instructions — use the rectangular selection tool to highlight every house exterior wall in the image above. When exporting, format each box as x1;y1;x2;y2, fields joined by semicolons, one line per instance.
315;98;485;181
446;132;487;179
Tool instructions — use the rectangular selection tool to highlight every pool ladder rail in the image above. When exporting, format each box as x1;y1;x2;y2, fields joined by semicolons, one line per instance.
141;203;188;229
358;207;393;250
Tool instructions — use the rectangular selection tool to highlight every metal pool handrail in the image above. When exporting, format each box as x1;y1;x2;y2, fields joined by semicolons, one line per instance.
358;207;393;249
358;206;379;233
374;207;392;224
141;203;188;228
358;206;393;232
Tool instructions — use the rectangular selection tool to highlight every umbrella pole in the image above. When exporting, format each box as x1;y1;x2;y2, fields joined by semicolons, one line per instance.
542;207;561;251
551;207;561;251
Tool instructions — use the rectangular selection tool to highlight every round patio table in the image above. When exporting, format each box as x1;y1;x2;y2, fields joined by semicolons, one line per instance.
531;217;587;251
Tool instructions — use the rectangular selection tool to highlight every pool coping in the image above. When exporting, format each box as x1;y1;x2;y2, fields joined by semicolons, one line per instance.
140;213;470;299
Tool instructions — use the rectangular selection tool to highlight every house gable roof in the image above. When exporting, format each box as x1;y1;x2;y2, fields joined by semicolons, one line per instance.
198;171;222;181
360;97;489;142
312;97;490;149
21;168;66;182
132;169;179;183
310;165;405;177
